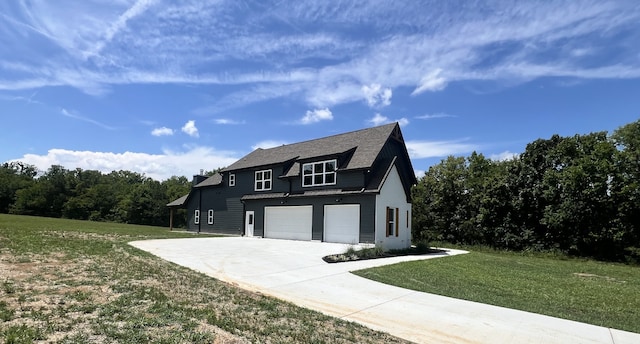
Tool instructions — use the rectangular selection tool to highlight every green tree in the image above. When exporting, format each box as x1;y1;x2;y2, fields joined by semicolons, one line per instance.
0;162;37;213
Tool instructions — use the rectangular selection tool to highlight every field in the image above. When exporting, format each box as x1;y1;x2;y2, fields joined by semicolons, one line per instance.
0;214;407;343
354;247;640;334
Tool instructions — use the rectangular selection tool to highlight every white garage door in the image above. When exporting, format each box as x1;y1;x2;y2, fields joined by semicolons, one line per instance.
264;206;313;241
324;204;360;244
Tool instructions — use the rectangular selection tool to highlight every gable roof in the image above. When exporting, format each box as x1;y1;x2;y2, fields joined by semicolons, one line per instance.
223;122;400;173
194;173;222;188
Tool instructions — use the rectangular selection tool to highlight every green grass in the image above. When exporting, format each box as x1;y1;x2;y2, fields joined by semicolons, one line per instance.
353;248;640;334
0;214;408;344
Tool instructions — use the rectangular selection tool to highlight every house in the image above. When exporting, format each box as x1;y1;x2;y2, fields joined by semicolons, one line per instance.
167;122;417;250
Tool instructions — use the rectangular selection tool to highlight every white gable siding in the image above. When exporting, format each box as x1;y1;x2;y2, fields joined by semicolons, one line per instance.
375;164;412;250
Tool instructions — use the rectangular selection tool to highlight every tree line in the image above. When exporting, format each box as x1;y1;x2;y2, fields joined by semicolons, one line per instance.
412;120;640;262
0;163;192;227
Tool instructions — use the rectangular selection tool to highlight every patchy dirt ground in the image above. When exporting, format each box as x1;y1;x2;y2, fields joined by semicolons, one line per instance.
1;251;248;343
0;228;409;343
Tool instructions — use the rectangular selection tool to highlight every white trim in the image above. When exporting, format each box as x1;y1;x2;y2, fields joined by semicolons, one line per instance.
302;159;337;187
229;173;236;187
207;209;214;225
245;211;255;237
254;169;272;191
194;209;200;224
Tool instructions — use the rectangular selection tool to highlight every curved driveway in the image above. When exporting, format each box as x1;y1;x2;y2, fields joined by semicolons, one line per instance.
131;237;639;344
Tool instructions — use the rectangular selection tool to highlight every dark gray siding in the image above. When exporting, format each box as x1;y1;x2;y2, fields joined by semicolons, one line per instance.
185;182;244;234
245;193;376;243
288;169;365;194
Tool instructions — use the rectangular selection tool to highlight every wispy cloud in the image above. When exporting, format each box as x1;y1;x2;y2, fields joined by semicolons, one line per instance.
181;120;199;138
1;0;639;109
151;127;174;136
368;113;409;127
299;108;333;124
406;139;478;159
0;91;42;105
60;108;115;130
416;113;456;120
214;118;245;125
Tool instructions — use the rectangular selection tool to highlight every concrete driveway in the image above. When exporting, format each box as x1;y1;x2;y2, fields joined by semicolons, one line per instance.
131;237;640;344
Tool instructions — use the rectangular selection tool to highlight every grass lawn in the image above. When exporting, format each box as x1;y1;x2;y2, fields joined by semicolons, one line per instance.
353;247;640;334
0;214;408;343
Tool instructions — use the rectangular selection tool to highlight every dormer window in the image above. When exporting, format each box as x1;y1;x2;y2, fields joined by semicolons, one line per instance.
255;169;272;191
302;159;337;187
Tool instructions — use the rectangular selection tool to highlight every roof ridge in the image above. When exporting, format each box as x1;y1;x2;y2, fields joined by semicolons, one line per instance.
259;122;397;151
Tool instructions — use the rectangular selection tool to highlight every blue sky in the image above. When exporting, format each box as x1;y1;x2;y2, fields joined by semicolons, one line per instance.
1;0;639;180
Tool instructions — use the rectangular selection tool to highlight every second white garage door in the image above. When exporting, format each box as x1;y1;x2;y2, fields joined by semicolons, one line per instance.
324;204;360;244
264;206;313;241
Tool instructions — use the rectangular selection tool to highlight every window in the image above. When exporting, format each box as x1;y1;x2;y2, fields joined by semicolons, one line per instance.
229;173;236;187
386;207;398;237
302;159;336;187
207;209;214;225
194;210;200;225
255;169;272;191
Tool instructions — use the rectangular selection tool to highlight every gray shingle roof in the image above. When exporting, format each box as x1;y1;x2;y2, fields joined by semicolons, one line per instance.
223;122;398;173
194;173;222;187
166;194;188;207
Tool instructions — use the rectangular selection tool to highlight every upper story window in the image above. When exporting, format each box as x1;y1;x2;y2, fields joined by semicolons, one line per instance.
255;169;272;191
229;173;236;187
302;159;336;187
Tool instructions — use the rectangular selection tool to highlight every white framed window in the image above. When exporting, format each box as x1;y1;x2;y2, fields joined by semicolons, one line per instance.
207;209;214;225
302;159;336;187
386;207;398;237
194;209;200;224
255;169;272;191
229;173;236;187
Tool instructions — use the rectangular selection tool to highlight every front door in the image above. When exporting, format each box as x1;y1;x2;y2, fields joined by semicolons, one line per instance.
245;211;255;237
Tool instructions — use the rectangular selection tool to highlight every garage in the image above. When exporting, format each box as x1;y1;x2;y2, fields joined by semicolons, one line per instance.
264;206;313;241
324;204;360;244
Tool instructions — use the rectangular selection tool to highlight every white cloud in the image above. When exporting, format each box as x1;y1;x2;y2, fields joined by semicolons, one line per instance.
11;146;239;181
181;120;199;137
405;139;478;159
416;113;456;120
489;151;519;161
251;140;288;150
362;83;392;108
369;113;389;126
368;113;409;127
151;127;174;136
214;118;245;125
412;69;447;95
300;108;333;124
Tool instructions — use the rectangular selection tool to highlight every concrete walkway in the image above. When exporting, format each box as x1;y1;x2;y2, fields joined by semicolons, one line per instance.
130;237;640;344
